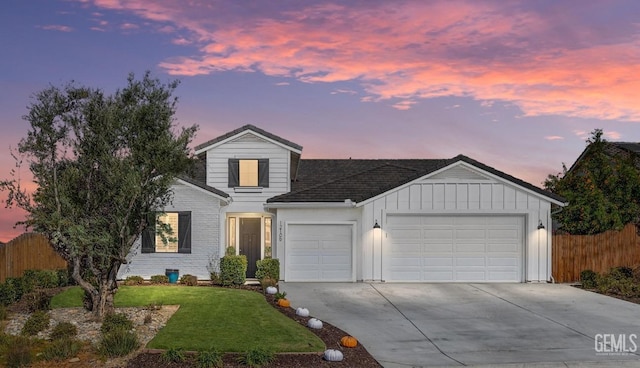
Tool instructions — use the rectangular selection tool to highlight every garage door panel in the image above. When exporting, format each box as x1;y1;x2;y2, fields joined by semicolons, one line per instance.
488;243;519;252
424;256;453;266
423;229;454;239
423;271;455;280
489;257;519;266
423;243;453;252
391;257;422;266
456;257;486;266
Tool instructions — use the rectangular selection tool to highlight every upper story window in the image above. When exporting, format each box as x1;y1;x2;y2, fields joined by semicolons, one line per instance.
229;159;269;188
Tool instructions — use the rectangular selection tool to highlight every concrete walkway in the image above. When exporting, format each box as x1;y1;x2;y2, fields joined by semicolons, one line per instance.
280;283;640;367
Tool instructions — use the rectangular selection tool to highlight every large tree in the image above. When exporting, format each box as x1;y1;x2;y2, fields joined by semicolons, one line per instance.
544;129;640;235
0;72;198;318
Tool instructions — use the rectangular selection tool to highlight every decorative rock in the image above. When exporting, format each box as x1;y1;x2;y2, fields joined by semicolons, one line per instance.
323;349;344;362
68;357;80;363
265;286;277;295
295;307;309;317
307;317;323;329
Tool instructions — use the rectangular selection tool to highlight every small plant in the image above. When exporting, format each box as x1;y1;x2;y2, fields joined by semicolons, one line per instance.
50;321;78;340
180;274;198;286
237;347;275;367
0;304;7;320
197;348;223;368
162;347;186;363
41;337;81;361
21;310;50;336
124;275;145;286
6;335;33;368
150;274;169;284
21;290;52;312
98;329;139;357
56;268;71;287
225;246;236;256
145;301;163;311
273;291;287;301
143;313;153;324
101;313;134;334
259;277;277;290
580;269;598;289
210;271;221;286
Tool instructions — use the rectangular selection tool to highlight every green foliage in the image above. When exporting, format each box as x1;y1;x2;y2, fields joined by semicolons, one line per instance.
0;72;198;318
5;336;33;368
220;255;248;286
237;347;275;367
255;259;280;282
197;348;223;368
259;277;277;290
225;246;237;256
545;129;640;234
609;266;633;280
162;347;186;363
98;329;139;357
21;290;52;312
180;274;198;286
21;311;50;336
50;322;78;340
3;277;32;305
23;269;59;289
150;274;169;284
273;291;287;301
41;337;81;361
580;270;598;289
56;268;72;287
210;271;221;285
0;304;6;320
0;282;17;306
100;313;134;334
124;275;145;286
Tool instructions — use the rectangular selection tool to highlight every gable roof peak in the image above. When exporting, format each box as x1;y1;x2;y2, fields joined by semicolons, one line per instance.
194;124;303;153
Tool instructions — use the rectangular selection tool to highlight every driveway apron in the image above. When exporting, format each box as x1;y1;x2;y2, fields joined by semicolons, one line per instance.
280;282;640;367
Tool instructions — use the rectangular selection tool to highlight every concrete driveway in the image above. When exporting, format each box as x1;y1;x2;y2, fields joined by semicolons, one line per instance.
280;283;640;367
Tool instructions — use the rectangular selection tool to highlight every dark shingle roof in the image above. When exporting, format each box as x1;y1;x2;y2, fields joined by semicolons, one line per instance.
612;142;640;154
268;155;565;204
176;175;230;199
194;124;303;152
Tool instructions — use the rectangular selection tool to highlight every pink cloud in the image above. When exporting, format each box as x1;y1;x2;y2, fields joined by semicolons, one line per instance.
39;24;73;32
77;0;640;121
545;136;565;141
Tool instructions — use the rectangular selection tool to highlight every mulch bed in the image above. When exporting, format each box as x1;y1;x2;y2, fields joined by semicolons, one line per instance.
125;286;381;367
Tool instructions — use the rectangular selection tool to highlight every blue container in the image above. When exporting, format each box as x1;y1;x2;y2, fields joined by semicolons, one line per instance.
165;269;179;284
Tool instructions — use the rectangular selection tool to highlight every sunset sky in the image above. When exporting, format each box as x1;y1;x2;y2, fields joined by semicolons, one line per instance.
1;0;639;242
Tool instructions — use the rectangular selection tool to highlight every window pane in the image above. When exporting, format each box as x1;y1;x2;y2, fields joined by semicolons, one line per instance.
156;213;179;253
264;217;272;258
228;217;236;254
239;159;258;186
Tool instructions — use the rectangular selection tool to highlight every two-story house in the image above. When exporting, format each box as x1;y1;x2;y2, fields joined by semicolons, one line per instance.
118;125;566;283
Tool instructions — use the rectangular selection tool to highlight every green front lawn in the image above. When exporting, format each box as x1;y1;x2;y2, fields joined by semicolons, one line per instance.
51;286;325;352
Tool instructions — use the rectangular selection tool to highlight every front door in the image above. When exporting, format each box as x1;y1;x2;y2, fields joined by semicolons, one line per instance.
239;218;261;278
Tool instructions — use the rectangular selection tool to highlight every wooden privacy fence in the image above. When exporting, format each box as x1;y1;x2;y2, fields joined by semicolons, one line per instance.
552;223;640;283
0;233;67;283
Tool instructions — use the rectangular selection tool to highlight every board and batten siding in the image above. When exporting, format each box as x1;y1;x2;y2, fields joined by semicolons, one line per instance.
118;182;222;280
204;134;292;213
361;165;552;282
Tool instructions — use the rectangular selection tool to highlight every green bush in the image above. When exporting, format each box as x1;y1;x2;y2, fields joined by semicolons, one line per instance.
255;259;280;282
225;246;236;256
0;304;7;320
23;269;59;289
98;329;139;357
50;322;78;340
609;266;633;280
124;275;145;286
209;271;221;286
21;310;50;336
197;348;223;368
162;347;186;363
101;313;134;334
41;337;81;361
180;274;198;286
237;347;274;367
0;282;17;306
56;268;72;287
5;277;32;304
220;255;247;286
6;336;33;368
597;273;640;298
580;269;598;289
150;274;169;284
21;290;52;312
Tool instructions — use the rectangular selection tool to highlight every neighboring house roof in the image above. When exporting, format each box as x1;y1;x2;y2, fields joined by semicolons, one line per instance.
569;141;640;173
268;154;566;204
194;124;303;153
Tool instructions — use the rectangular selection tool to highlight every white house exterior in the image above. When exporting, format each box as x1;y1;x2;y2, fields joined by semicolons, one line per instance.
119;125;566;283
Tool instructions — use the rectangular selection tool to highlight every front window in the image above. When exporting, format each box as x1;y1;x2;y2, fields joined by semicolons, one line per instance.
264;217;272;258
239;159;258;186
141;211;192;254
155;213;179;252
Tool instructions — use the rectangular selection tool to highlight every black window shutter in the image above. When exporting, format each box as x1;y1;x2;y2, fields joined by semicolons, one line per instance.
178;212;192;254
258;159;269;187
141;213;156;253
228;159;239;187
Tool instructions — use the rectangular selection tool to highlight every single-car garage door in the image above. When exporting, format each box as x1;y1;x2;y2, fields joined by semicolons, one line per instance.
387;215;523;282
286;224;354;281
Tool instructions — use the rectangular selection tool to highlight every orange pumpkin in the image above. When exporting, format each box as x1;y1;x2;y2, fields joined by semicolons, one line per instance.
340;335;358;348
277;298;291;307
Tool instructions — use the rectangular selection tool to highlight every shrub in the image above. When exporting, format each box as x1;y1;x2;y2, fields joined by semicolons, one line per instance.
210;271;221;286
98;329;139;357
255;259;280;282
220;255;247;286
21;310;50;336
56;268;72;287
237;347;275;367
610;266;633;280
259;277;277;290
101;313;134;334
0;304;7;320
5;277;31;304
41;337;81;361
180;274;198;286
50;322;78;340
124;275;145;286
21;290;52;312
162;347;186;363
0;282;17;306
225;246;236;256
6;336;33;368
580;270;598;289
150;274;169;284
197;348;223;368
23;269;59;289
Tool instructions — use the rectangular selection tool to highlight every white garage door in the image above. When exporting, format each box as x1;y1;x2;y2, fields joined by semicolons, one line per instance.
387;215;523;282
286;224;353;281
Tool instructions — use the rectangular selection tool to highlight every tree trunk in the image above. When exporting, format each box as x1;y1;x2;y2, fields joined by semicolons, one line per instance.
71;258;118;320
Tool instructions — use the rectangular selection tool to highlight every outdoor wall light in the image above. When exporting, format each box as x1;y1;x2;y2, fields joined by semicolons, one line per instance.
373;220;381;229
537;220;545;230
